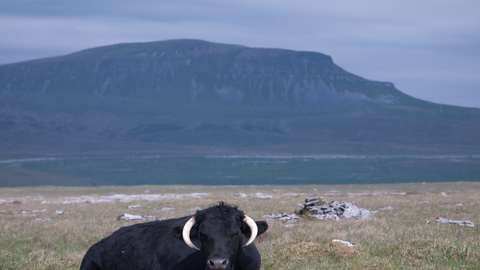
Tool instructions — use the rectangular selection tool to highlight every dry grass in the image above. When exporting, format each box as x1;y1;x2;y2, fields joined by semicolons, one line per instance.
0;182;479;269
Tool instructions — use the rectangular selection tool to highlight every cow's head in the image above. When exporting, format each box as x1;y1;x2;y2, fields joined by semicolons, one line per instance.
178;202;268;270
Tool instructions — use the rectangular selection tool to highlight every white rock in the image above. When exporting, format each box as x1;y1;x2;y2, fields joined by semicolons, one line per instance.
34;218;52;222
379;206;394;211
434;217;474;227
54;210;64;215
118;213;143;221
154;207;175;212
254;192;272;199
128;205;140;209
332;239;354;247
234;193;248;198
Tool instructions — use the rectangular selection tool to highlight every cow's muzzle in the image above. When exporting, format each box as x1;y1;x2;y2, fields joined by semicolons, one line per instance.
207;258;228;270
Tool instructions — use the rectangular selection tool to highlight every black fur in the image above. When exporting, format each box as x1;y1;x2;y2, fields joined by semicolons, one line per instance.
80;202;268;270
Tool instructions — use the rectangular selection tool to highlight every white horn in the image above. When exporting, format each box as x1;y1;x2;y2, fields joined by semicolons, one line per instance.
182;217;200;250
242;215;258;248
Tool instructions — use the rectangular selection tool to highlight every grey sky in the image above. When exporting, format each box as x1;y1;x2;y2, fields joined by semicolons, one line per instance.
1;0;479;108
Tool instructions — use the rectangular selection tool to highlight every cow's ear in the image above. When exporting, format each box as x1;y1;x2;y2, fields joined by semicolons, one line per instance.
172;224;199;240
255;221;268;236
241;220;268;236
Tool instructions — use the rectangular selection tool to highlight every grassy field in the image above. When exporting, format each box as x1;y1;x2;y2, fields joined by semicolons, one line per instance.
1;182;479;269
3;155;480;186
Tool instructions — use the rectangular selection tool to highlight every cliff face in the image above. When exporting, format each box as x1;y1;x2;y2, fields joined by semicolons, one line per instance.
1;39;479;155
0;39;411;110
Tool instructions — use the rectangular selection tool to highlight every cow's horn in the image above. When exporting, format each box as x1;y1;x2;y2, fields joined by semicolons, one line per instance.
242;215;258;248
182;217;200;250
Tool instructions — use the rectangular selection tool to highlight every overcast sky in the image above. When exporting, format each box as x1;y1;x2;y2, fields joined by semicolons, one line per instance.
1;0;479;108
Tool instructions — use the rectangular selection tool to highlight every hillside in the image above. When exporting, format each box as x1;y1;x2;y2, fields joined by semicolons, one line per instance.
1;39;480;157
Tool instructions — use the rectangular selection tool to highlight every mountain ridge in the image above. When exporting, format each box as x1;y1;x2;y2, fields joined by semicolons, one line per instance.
1;39;480;157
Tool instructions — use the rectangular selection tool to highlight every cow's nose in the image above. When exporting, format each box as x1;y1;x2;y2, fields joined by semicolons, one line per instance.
208;258;228;270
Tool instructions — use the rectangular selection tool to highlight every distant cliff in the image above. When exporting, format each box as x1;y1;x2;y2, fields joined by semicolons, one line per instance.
1;39;480;155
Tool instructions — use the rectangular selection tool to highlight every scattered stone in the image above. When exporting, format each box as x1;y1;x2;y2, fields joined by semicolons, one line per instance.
262;213;300;222
34;218;52;222
254;193;272;199
235;193;247;198
263;197;371;222
296;197;371;220
41;193;208;204
379;206;394;211
311;214;340;221
428;217;474;228
332;239;354;247
455;203;463;207
284;224;295;228
32;209;48;213
441;192;447;197
54;210;64;215
144;215;155;220
118;213;143;221
128;205;140;209
154;207;175;212
283;193;299;197
189;207;202;211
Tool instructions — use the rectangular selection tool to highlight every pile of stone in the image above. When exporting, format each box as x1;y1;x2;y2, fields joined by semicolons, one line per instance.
296;197;371;220
263;197;372;222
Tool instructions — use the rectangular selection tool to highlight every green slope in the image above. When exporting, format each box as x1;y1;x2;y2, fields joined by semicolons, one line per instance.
0;39;479;157
0;165;110;187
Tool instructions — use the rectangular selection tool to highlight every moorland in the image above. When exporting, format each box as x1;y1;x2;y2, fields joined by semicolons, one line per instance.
1;182;479;269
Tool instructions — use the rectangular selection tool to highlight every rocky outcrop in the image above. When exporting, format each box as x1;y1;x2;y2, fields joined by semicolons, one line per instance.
264;197;372;222
296;197;371;220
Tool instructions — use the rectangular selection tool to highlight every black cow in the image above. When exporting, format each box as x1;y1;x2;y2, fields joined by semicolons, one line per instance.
80;202;268;270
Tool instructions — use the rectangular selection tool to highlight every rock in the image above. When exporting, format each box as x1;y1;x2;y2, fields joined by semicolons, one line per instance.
430;217;474;228
54;210;64;215
154;207;174;212
234;193;247;198
128;205;140;209
379;206;394;211
265;197;372;222
254;193;272;199
34;218;52;222
144;215;155;220
297;197;371;220
189;207;202;211
311;214;340;221
331;239;354;247
262;213;300;222
118;213;143;221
